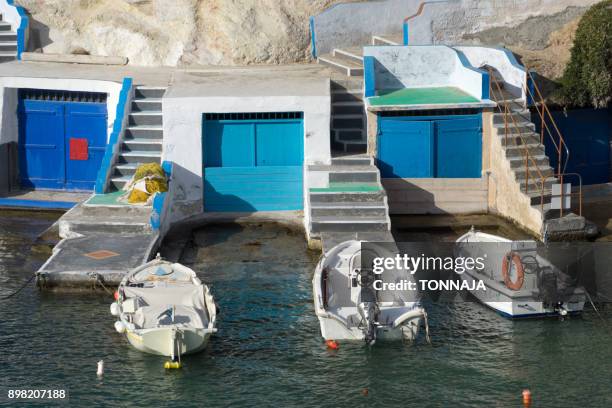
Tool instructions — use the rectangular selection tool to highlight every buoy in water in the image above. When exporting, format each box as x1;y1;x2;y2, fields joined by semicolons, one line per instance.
113;291;120;301
114;321;126;334
164;361;182;369
97;360;104;377
325;340;339;350
522;389;532;407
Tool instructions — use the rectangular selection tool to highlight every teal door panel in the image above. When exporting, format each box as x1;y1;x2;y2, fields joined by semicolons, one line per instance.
204;121;255;167
377;114;482;178
435;117;482;178
203;114;304;212
255;121;303;166
378;119;432;178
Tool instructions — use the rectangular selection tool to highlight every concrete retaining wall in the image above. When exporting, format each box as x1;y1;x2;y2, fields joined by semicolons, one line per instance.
311;0;599;54
383;178;487;214
482;111;543;236
363;45;485;98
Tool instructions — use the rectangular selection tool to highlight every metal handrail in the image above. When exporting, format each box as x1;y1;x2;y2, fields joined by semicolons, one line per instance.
487;68;548;212
523;69;571;175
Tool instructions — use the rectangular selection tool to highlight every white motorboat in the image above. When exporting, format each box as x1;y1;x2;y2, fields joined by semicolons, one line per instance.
313;240;429;346
455;229;585;318
110;256;217;366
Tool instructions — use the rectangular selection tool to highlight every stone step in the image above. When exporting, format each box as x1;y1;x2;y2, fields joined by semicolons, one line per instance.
132;99;162;112
310;190;385;203
371;34;402;46
333;47;363;63
121;139;163;153
0;32;16;42
333;116;364;129
310;201;387;217
318;53;364;77
129;112;163;126
492;110;531;124
493;121;535;134
117;151;162;164
332;101;364;115
109;175;132;191
332;90;363;103
504;143;546;158
519;177;556;194
331;78;364;91
126;125;163;139
499;133;541;146
0;41;16;52
331;155;372;166
65;219;152;235
113;163;139;178
0;22;11;32
508;155;550;169
311;216;389;233
336;128;365;142
310;164;379;183
0;53;16;62
134;87;166;99
514;165;554;180
343;143;367;153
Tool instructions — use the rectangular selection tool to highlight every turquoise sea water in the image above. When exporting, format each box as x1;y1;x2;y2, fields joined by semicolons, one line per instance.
0;214;611;407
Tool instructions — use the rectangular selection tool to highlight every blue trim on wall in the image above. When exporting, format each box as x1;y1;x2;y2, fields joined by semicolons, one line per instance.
0;197;76;210
481;70;490;100
363;56;375;98
7;0;28;60
94;77;132;194
403;22;409;45
526;70;536;106
309;16;317;58
150;160;172;231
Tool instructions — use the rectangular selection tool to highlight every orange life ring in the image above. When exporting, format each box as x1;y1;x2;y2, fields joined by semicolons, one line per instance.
502;252;524;291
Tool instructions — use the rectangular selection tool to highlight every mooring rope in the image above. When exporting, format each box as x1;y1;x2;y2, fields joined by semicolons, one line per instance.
89;272;114;296
0;274;36;300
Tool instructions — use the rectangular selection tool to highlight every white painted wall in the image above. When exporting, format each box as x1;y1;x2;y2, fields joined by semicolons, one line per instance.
363;45;485;99
454;46;527;100
162;84;331;230
0;77;122;146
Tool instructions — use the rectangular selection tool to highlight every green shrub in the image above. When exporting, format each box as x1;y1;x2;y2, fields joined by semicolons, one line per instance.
560;0;612;108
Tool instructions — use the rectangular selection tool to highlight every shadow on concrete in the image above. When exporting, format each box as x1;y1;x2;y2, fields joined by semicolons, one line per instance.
27;17;53;52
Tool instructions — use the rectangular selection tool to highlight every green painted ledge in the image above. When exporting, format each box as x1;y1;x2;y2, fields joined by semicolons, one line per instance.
368;86;480;106
85;190;128;206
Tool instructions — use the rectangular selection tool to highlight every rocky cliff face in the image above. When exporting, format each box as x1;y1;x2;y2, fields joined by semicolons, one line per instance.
17;0;345;66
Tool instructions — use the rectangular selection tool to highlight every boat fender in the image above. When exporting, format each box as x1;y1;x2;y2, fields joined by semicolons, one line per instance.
164;361;182;369
502;252;524;291
110;302;120;316
113;290;120;301
325;339;339;350
114;321;126;334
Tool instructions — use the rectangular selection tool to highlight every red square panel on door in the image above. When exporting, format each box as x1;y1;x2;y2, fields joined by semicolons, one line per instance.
69;138;88;161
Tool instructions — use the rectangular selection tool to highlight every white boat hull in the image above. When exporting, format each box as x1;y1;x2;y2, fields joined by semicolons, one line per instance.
125;327;213;356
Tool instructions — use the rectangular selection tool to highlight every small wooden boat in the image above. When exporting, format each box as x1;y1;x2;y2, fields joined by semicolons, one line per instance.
455;228;585;318
313;240;429;346
110;256;217;366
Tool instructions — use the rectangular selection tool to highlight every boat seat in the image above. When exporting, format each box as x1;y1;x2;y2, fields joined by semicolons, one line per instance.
133;304;206;330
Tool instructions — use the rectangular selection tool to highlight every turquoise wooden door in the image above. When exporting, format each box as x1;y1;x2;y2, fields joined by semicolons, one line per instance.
377;114;482;178
203;113;304;212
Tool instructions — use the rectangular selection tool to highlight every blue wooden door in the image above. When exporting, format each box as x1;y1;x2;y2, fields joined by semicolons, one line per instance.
378;115;482;178
18;97;107;190
435;117;482;178
64;102;109;190
18;100;66;189
378;120;433;178
203;114;303;212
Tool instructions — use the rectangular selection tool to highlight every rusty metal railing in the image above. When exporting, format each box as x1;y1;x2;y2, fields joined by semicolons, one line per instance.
488;68;583;217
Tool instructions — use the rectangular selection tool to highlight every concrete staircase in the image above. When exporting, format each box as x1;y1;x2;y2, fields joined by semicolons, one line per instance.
0;14;18;62
489;74;557;210
308;154;391;243
318;34;401;153
109;86;165;191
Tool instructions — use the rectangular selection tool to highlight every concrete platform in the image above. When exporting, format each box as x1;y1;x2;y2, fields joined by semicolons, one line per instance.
0;189;90;210
321;231;396;254
37;232;158;289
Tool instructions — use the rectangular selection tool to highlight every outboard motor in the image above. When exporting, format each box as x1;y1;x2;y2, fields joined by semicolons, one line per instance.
358;301;379;346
